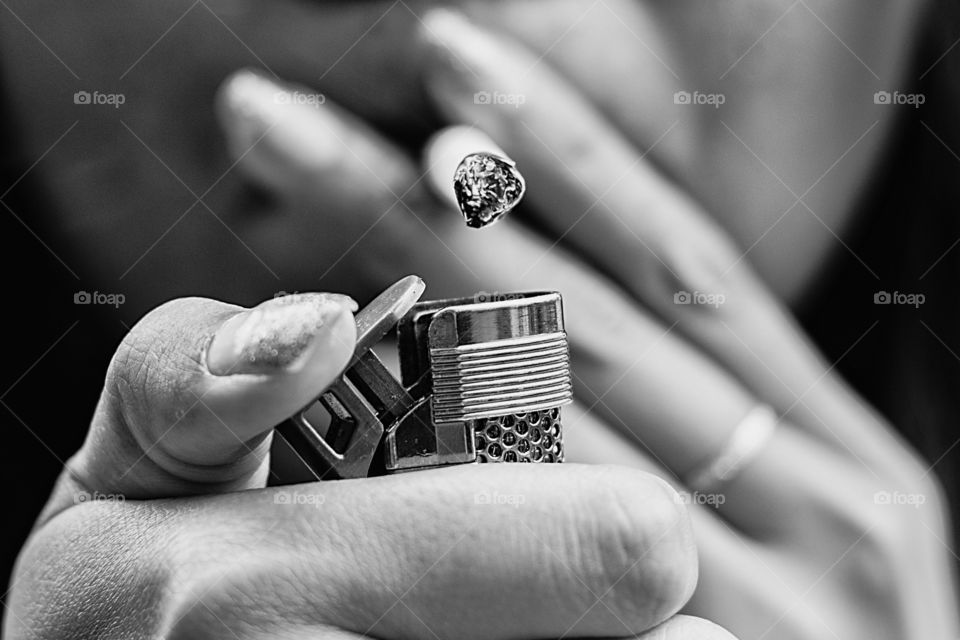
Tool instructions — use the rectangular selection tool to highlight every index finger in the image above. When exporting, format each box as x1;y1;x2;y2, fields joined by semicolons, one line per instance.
165;464;698;640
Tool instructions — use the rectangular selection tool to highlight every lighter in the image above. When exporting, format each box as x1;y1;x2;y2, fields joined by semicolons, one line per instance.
278;276;572;479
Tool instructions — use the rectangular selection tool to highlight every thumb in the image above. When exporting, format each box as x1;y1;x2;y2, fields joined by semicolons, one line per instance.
64;293;357;503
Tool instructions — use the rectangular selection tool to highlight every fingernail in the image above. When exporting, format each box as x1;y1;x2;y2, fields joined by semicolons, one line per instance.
420;9;519;107
218;69;287;149
206;293;358;376
216;69;342;170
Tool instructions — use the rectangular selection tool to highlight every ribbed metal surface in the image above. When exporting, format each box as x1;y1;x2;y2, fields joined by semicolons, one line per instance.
429;332;573;422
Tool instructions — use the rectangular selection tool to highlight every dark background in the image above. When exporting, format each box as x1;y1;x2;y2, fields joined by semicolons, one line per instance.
0;165;118;596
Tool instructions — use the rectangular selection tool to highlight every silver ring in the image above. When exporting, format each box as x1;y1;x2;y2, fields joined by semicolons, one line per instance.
685;404;779;493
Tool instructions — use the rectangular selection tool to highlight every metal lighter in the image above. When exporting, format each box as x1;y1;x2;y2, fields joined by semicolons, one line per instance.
277;275;572;479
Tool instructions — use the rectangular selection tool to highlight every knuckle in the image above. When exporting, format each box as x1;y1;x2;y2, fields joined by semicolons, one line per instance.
164;541;337;640
108;320;162;424
113;297;214;372
893;460;948;517
105;297;227;428
164;575;254;640
573;466;697;630
163;508;351;640
9;503;168;640
843;504;914;594
813;469;944;612
163;530;275;639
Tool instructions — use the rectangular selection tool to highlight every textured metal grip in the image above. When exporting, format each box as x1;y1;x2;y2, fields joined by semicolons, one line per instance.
398;292;571;468
474;408;564;463
429;333;571;422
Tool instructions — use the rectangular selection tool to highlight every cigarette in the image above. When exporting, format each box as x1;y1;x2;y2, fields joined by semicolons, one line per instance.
424;125;526;229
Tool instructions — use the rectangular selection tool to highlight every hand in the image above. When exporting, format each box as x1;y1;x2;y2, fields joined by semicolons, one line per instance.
207;10;959;640
413;11;958;640
5;292;735;639
0;0;923;311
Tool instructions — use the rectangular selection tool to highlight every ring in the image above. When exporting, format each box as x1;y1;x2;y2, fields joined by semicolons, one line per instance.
685;404;779;493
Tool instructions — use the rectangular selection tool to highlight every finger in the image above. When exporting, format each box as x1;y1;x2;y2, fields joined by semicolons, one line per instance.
215;68;486;299
179;465;697;639
210;67;908;636
414;109;854;539
214;66;838;538
216;69;415;211
60;292;357;508
217;67;751;470
562;404;851;638
23;464;698;640
556;297;903;545
417;9;917;480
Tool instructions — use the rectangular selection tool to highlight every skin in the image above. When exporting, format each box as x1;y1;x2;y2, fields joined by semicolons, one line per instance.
2;1;951;639
0;0;928;311
201;22;956;635
5;293;721;639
